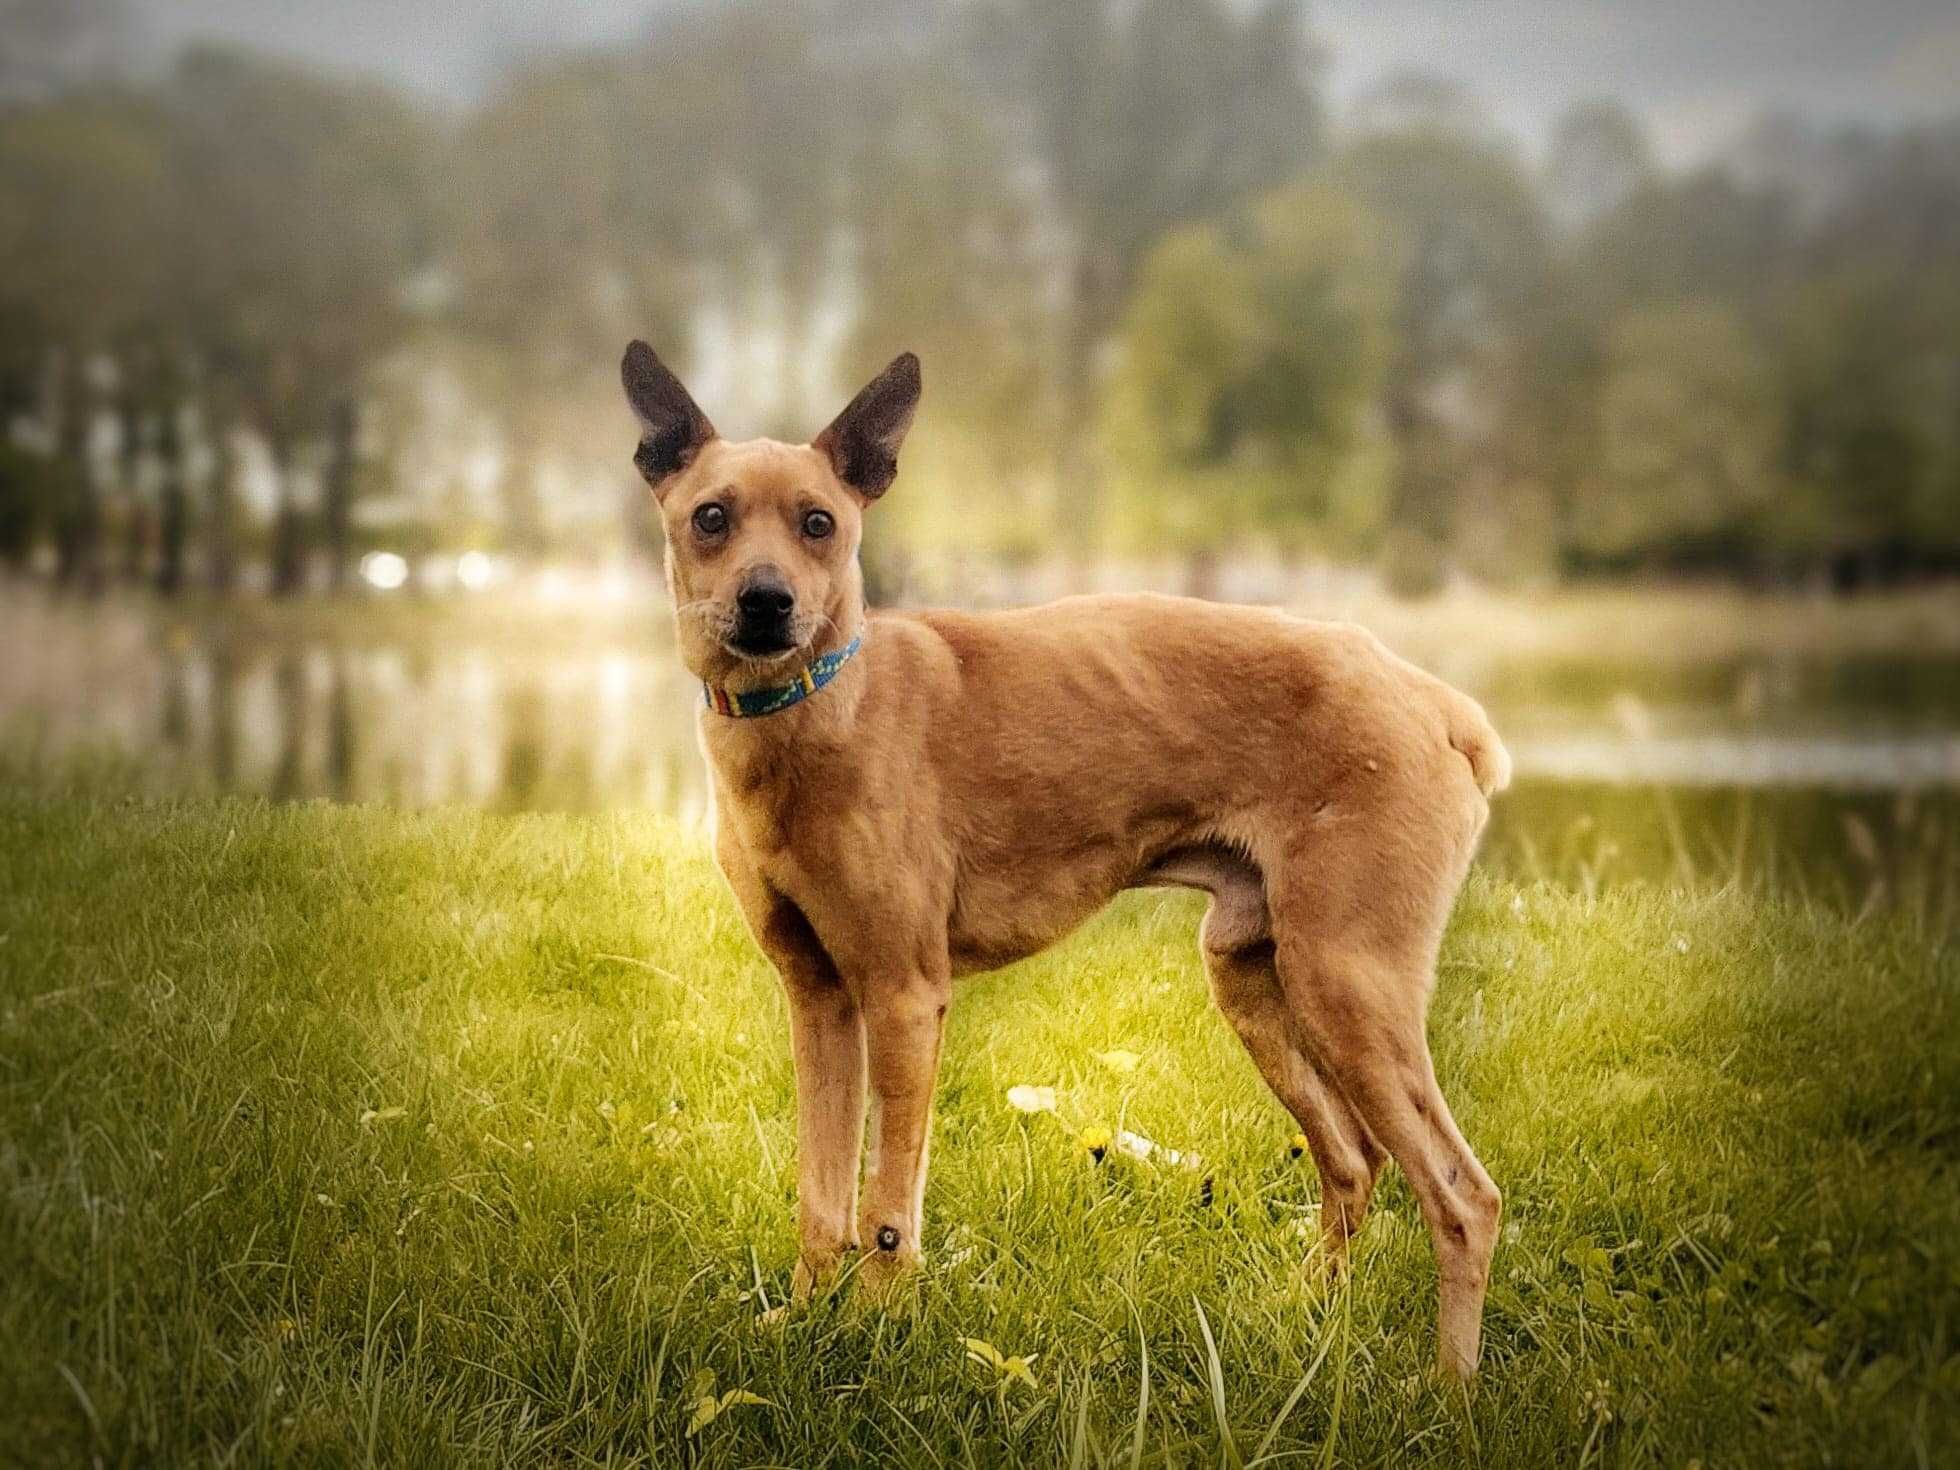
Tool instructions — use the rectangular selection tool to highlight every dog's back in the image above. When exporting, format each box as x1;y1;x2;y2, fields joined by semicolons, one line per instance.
890;591;1504;808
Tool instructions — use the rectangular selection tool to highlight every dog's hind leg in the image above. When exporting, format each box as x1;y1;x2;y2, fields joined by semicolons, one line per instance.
1161;845;1386;1272
1202;927;1385;1274
1270;923;1500;1379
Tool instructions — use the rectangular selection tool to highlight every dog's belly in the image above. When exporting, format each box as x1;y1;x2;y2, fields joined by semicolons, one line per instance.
943;836;1267;977
945;865;1118;975
942;831;1144;975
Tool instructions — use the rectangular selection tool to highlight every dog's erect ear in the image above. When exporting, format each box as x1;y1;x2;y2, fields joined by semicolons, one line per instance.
811;353;921;500
621;340;715;494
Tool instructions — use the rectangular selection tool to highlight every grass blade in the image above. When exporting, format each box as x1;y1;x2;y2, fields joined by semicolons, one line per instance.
1193;1296;1241;1470
1249;1327;1337;1466
1069;1370;1091;1470
1316;1280;1352;1470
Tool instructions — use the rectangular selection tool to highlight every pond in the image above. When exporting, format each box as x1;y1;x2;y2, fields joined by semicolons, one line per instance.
3;585;1954;906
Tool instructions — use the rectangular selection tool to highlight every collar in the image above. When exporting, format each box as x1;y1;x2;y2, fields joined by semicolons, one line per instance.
703;633;863;718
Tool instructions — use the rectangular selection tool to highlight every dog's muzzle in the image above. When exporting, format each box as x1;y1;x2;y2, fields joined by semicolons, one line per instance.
731;570;797;656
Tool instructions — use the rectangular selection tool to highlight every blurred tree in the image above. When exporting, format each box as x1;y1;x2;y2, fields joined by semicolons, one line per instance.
446;3;852;553
1100;183;1396;583
319;399;357;592
0;0;132;102
1351;70;1496;143
1573;302;1782;567
1794;120;1960;579
162;46;434;592
1334;128;1552;583
113;346;150;582
1566;119;1960;580
968;0;1321;543
828;7;1061;570
153;394;188;595
447;56;683;554
1568;168;1796;324
2;4;1955;596
1545;101;1654;233
0;440;48;566
0;87;171;590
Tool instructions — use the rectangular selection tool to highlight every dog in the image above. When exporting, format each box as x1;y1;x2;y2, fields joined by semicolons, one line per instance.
621;341;1511;1378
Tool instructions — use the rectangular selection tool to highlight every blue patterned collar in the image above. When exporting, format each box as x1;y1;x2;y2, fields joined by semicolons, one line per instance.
703;634;863;718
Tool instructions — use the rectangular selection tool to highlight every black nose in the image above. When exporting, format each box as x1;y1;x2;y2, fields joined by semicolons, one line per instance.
737;577;794;621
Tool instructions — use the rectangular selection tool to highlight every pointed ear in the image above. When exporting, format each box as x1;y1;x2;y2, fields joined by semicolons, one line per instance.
620;340;715;495
812;353;921;499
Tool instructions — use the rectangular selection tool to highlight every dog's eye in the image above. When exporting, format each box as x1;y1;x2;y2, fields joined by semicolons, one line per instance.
692;502;728;537
801;509;835;540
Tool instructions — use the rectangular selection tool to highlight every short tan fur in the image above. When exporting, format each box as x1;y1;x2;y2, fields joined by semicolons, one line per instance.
621;341;1511;1378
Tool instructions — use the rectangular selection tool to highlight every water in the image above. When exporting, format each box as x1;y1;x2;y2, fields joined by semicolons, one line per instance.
2;594;715;820
3;587;1954;900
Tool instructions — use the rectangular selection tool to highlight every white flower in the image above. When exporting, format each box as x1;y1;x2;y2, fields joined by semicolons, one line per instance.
1094;1049;1141;1074
1112;1129;1202;1171
1006;1085;1057;1114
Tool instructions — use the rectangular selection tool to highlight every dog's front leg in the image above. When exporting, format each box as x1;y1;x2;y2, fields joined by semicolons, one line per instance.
855;968;950;1292
721;859;868;1305
781;968;867;1302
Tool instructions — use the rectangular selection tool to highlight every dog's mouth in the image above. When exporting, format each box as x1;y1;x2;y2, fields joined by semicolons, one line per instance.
679;597;814;665
725;627;802;660
723;610;813;662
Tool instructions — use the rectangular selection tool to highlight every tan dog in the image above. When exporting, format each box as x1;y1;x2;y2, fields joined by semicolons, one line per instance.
621;341;1511;1378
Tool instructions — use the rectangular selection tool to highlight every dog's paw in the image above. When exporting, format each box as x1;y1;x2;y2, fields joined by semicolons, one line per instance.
1283;1246;1344;1301
853;1246;924;1308
790;1247;856;1306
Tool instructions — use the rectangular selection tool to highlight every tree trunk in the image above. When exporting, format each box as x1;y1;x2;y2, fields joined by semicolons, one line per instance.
52;351;104;595
320;398;357;592
206;421;239;593
0;344;42;567
268;431;305;596
155;402;188;596
117;387;150;584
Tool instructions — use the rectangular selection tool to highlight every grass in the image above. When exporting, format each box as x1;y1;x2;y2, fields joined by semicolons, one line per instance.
1482;782;1959;940
1;788;1956;1467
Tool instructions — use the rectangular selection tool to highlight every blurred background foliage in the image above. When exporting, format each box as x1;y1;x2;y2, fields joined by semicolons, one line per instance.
3;0;1956;601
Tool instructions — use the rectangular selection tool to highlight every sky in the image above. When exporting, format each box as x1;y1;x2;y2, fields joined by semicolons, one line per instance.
132;0;1960;165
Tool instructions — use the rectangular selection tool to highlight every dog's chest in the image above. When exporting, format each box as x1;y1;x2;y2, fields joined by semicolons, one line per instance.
709;739;841;866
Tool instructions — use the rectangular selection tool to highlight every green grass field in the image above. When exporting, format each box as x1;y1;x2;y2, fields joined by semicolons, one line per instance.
1;788;1955;1467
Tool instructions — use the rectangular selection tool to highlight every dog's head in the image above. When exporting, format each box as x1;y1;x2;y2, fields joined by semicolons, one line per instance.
620;341;919;680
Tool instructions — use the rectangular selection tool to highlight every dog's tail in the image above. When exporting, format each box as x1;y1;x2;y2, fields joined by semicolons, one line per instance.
1440;686;1511;798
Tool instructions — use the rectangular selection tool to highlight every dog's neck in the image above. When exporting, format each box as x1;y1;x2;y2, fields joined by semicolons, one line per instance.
687;599;871;765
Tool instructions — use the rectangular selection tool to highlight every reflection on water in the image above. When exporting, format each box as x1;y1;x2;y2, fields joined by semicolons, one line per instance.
1508;730;1960;789
6;589;1950;922
7;621;714;821
3;591;1958;817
